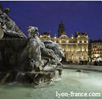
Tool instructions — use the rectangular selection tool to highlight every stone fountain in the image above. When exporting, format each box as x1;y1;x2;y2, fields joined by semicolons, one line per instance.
0;6;64;85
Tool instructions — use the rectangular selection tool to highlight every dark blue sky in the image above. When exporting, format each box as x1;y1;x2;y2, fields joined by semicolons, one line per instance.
1;1;102;40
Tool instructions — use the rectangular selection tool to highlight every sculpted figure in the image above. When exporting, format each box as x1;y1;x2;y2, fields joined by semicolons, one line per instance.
0;8;25;38
43;40;64;58
0;23;4;38
42;40;64;66
26;27;64;71
26;26;44;71
0;5;64;84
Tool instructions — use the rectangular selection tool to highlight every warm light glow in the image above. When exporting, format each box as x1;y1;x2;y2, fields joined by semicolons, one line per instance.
54;36;56;39
66;40;68;43
71;49;73;52
95;54;99;58
39;31;89;63
82;48;84;51
40;35;42;37
59;40;61;43
82;55;83;60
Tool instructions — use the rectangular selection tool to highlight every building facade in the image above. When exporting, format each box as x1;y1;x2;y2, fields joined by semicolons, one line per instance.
89;40;102;62
40;22;89;63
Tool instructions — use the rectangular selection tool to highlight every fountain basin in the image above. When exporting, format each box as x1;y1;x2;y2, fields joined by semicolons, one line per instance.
0;69;102;99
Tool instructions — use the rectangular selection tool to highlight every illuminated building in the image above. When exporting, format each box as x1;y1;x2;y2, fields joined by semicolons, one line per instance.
40;22;89;63
89;40;102;62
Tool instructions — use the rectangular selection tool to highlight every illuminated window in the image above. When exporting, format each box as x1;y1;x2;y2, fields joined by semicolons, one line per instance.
82;48;84;51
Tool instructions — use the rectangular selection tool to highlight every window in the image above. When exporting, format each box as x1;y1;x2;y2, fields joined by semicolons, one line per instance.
80;41;82;43
84;41;86;43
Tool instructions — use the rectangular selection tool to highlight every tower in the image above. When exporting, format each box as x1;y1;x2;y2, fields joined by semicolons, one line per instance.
58;21;65;37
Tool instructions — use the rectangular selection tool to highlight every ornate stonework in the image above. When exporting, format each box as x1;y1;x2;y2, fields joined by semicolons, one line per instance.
0;6;26;38
0;6;64;85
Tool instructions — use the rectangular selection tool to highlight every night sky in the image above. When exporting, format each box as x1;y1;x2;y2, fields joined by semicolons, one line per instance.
0;1;102;40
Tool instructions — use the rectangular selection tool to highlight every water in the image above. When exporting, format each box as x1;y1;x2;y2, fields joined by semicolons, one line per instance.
0;69;102;99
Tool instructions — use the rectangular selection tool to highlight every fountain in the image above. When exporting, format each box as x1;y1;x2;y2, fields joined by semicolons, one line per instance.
0;7;64;85
0;5;102;99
